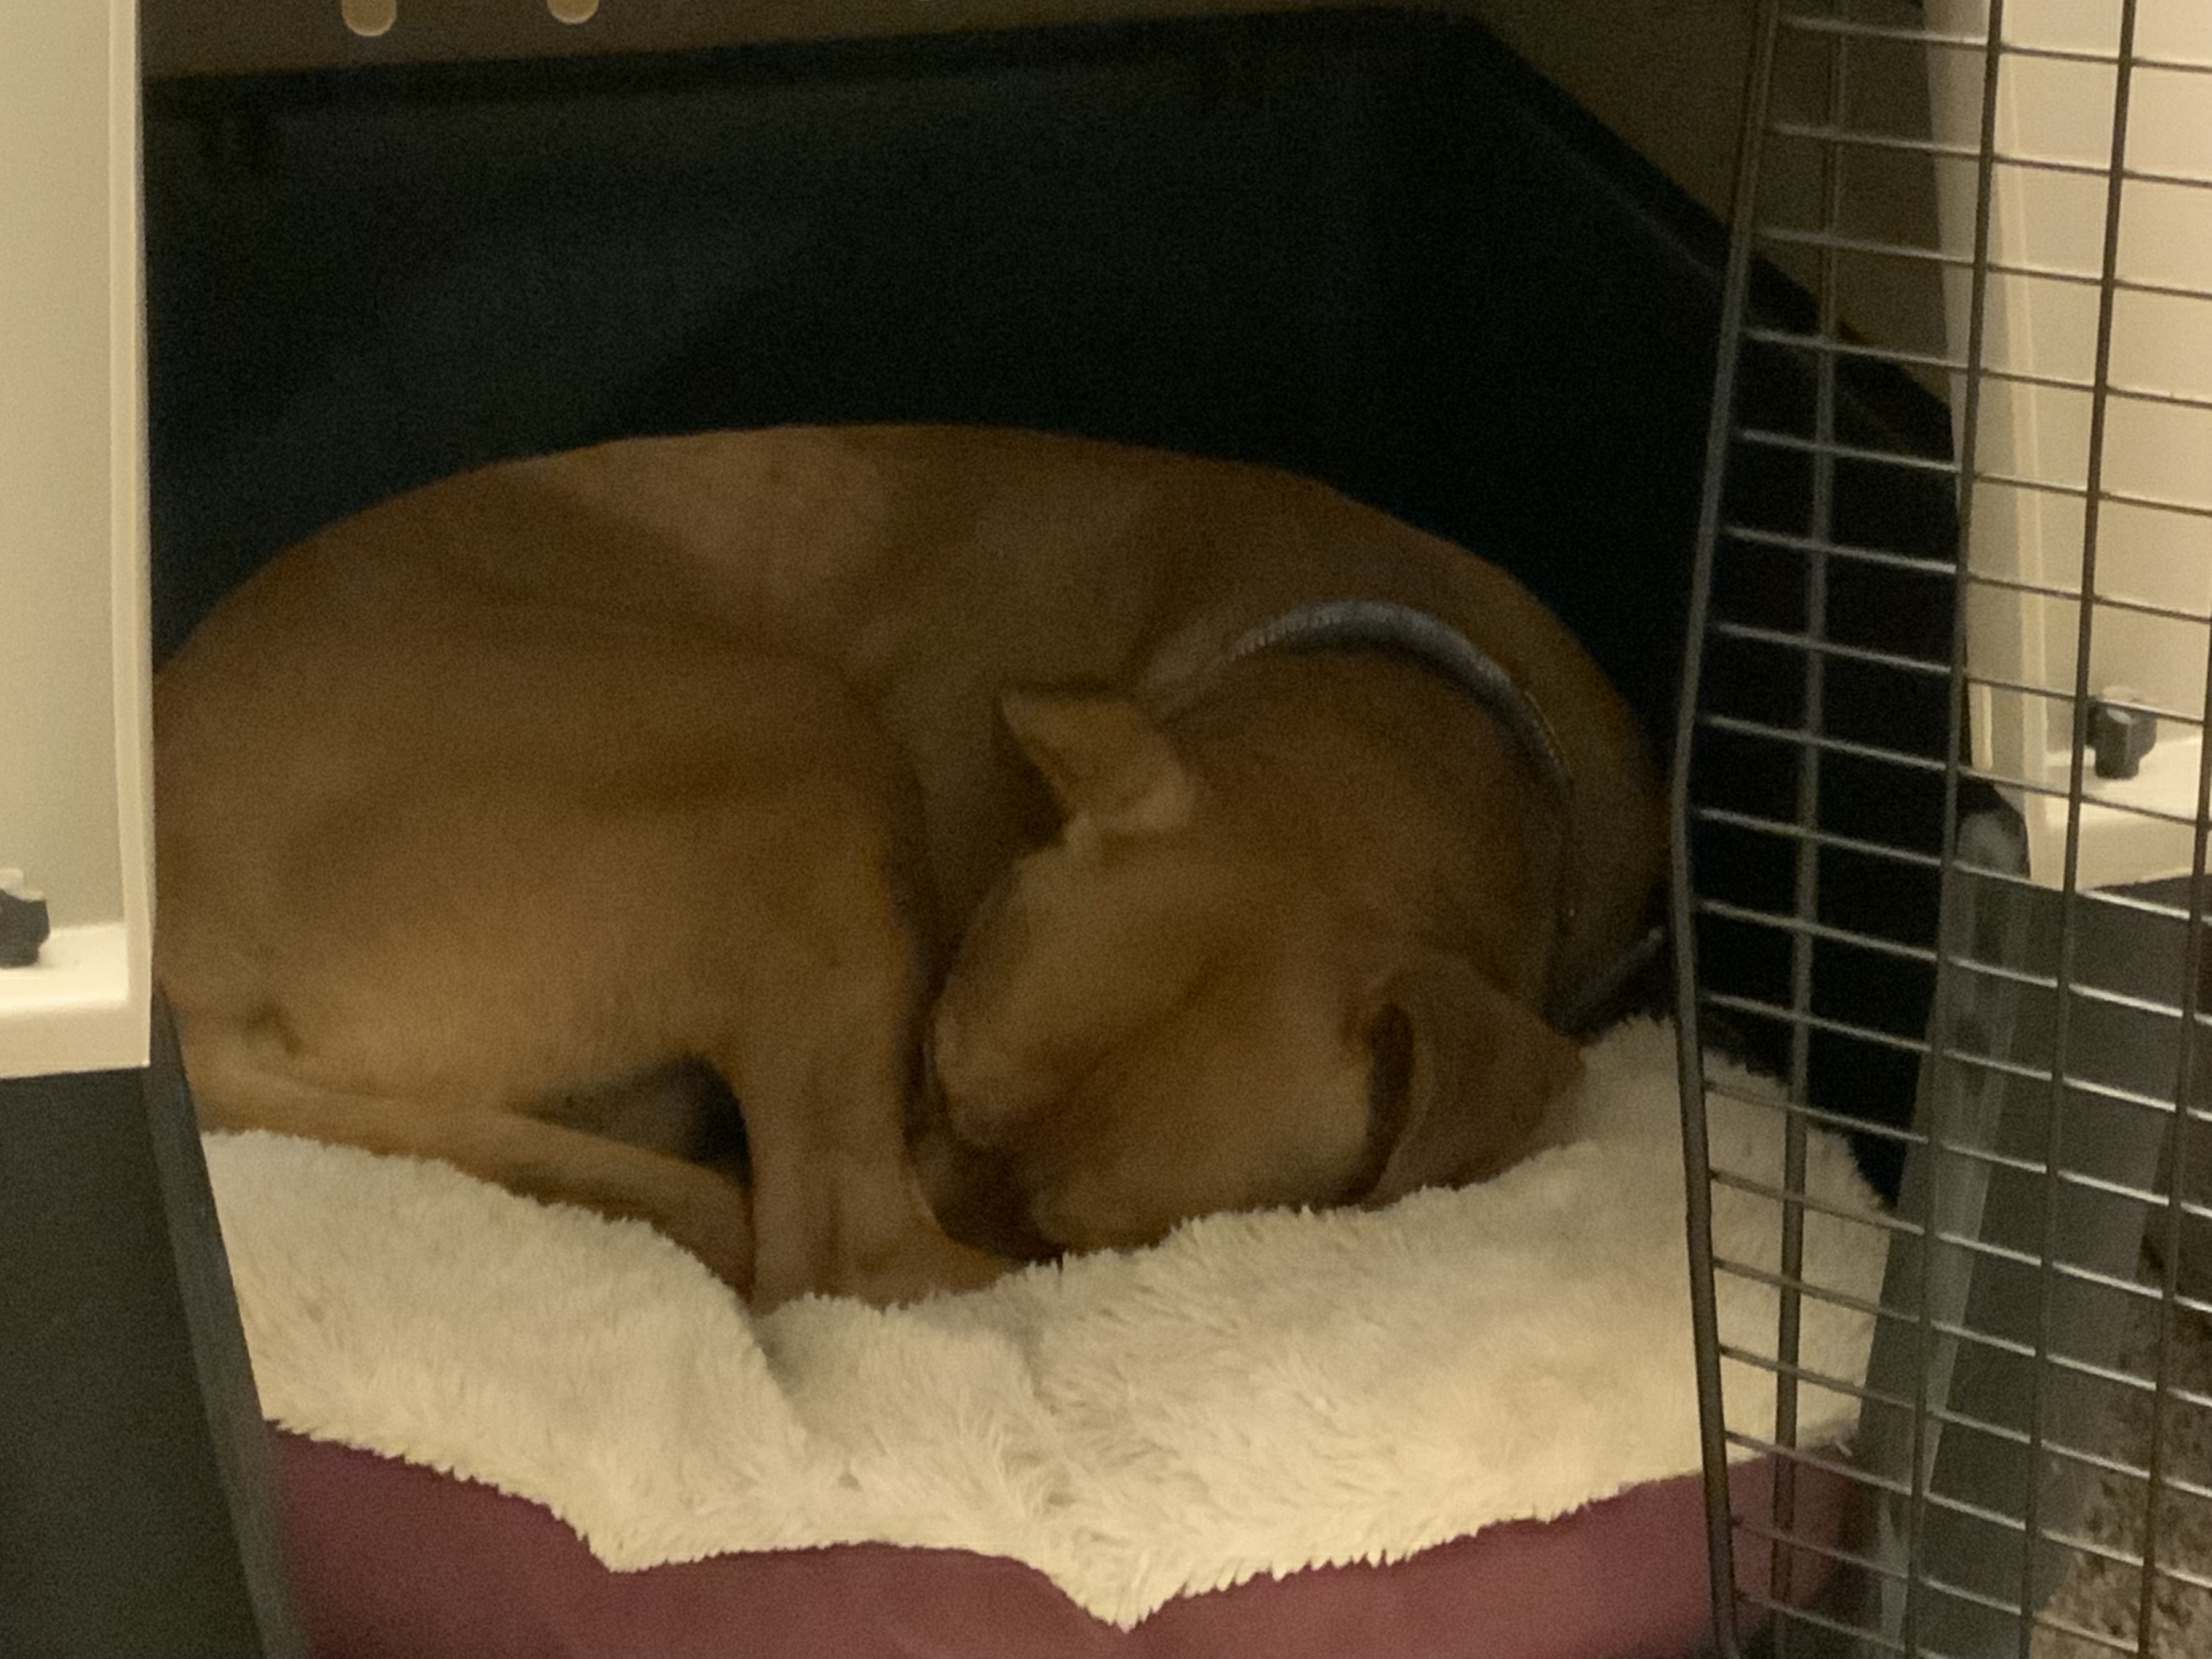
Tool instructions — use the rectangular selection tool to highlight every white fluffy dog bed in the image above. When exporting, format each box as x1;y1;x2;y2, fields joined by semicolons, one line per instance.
206;1018;1884;1630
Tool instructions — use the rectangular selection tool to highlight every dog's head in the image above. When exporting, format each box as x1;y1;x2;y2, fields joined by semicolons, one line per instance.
926;688;1583;1254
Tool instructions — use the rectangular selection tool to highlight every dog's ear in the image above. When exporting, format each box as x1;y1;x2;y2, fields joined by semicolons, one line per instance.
1351;954;1583;1206
1000;689;1195;838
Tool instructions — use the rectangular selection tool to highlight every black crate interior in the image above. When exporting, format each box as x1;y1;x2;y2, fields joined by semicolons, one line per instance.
143;7;1963;1199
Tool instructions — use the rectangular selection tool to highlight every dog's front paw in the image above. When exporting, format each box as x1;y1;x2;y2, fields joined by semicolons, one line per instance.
851;1232;1015;1307
646;1178;756;1300
754;1226;1013;1311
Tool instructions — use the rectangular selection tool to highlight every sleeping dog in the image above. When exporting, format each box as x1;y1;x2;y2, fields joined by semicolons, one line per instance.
154;425;1664;1307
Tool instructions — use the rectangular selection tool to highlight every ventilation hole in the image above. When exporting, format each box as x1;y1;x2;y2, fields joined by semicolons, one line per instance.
547;0;599;21
340;0;396;38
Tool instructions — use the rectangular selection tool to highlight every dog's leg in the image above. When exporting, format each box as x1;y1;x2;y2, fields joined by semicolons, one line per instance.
182;1032;758;1291
162;635;1002;1308
702;808;1009;1310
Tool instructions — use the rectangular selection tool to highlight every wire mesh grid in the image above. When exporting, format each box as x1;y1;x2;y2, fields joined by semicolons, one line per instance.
1674;2;2212;1656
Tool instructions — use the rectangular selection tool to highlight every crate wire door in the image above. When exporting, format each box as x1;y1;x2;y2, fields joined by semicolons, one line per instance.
1678;3;2212;1657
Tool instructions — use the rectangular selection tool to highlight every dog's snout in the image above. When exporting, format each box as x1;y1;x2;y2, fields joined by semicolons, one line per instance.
927;1012;1017;1144
1025;1169;1146;1255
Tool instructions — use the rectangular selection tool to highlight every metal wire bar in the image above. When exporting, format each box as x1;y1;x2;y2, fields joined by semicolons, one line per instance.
1711;1257;2067;1361
1942;867;2212;930
1778;10;2212;80
1712;1251;1910;1330
1934;948;2212;1026
1724;522;1961;580
1731;1488;2212;1607
1697;713;1949;772
1842;1304;2212;1408
1734;1590;1918;1658
1712;1161;2212;1296
1729;1465;2212;1623
1717;1165;2212;1278
1720;1216;2212;1327
1732;1510;1915;1588
1858;1557;2203;1654
1694;802;1949;869
1755;224;2212;308
1963;571;2212;636
1716;1342;1923;1420
1957;765;2210;828
1745;653;2212;741
1745;326;2212;420
1951;676;2211;732
1697;896;1941;964
1728;941;2168;1031
1919;1038;2191;1119
1709;619;1955;682
1700;991;1930;1056
1701;713;2212;828
1771;1469;2212;1605
1712;993;2196;1107
1712;617;2212;731
1711;1259;2212;1422
1946;765;2212;832
1941;1572;2078;1639
1768;121;2212;196
1889;6;2014;1640
1724;1341;2212;1489
1960;569;2212;636
1704;1079;1930;1148
1925;1168;2204;1240
1737;1433;1918;1503
1675;8;1786;1651
1935;668;2211;733
1927;1051;2178;1123
1709;1166;1933;1237
2020;20;2144;1644
1972;467;2212;525
1736;425;1961;476
1722;1368;2212;1514
1897;1216;2154;1284
1734;1444;1916;1517
2030;1616;2175;1659
1878;1491;2212;1605
1722;1200;2210;1322
1944;768;2212;826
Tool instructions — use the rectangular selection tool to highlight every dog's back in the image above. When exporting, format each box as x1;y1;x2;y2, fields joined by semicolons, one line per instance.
306;424;1661;985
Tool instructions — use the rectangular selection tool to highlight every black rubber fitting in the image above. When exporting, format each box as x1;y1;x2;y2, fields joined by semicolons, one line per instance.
0;883;50;968
2087;698;2158;782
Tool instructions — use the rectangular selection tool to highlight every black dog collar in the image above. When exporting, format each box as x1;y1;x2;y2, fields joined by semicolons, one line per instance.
1218;600;1571;806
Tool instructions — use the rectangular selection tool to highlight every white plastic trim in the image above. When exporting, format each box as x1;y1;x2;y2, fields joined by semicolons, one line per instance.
0;0;151;1079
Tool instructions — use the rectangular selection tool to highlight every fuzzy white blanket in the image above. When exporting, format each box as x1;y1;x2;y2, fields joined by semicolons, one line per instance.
204;1018;1886;1628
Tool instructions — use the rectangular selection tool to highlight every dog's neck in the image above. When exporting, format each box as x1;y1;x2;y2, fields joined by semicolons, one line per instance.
1213;601;1571;809
1153;650;1565;1009
1151;601;1578;1005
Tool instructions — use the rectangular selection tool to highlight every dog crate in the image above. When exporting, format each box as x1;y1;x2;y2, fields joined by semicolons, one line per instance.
1677;1;2212;1655
0;0;2056;1654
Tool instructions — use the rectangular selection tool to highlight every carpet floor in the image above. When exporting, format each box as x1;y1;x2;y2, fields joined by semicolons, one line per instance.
2034;1255;2212;1659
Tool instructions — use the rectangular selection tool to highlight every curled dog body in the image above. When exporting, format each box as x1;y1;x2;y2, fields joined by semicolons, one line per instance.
156;425;1663;1304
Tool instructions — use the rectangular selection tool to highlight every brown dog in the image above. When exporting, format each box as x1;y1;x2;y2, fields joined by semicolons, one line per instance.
154;425;1662;1306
